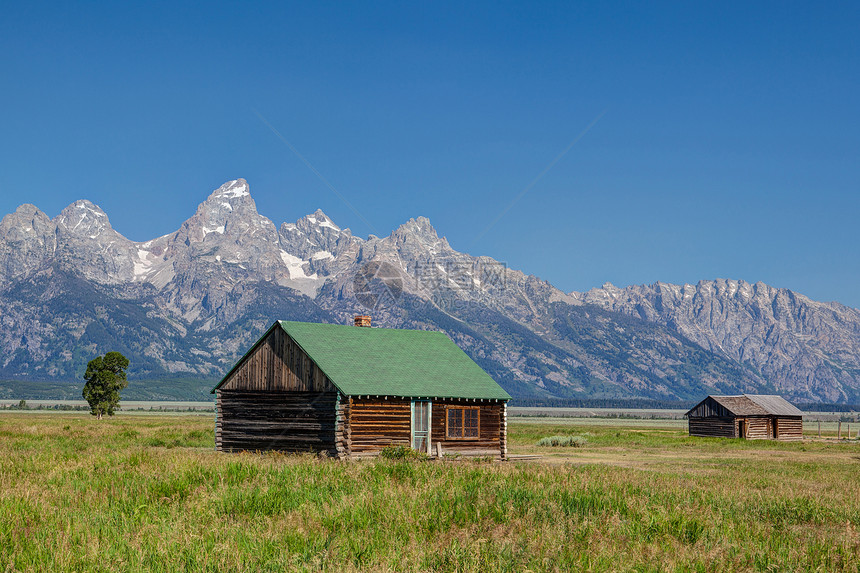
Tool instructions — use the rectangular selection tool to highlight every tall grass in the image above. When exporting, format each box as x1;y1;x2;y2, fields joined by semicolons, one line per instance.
0;413;858;571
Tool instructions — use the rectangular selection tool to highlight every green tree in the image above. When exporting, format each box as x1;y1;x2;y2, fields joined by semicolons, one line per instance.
82;352;129;419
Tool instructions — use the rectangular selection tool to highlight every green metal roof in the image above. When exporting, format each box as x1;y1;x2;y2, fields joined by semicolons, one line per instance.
214;320;510;400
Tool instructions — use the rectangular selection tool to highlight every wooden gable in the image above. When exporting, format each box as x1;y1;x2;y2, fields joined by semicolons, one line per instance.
218;325;336;393
687;396;734;418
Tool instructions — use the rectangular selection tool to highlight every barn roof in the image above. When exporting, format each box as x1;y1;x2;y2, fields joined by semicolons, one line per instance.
686;394;803;417
213;321;511;400
745;394;804;416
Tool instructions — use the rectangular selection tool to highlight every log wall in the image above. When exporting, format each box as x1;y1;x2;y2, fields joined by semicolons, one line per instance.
347;398;412;458
431;401;503;458
345;397;506;459
216;390;337;454
742;417;772;440
689;415;804;441
219;326;335;393
774;417;803;441
688;417;736;438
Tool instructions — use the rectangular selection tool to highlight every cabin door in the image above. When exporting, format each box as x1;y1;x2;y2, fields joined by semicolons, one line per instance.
738;420;746;439
411;400;432;454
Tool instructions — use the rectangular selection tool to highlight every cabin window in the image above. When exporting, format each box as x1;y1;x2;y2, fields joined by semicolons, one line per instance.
446;407;479;439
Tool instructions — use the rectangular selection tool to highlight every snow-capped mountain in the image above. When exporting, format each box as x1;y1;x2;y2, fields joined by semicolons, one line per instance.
1;179;859;403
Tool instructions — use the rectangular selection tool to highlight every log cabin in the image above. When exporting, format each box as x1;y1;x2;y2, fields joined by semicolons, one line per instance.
685;394;803;440
212;316;511;459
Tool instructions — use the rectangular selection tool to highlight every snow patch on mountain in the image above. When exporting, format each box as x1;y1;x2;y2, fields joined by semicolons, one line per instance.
279;250;318;280
202;225;225;237
311;250;333;260
133;249;153;277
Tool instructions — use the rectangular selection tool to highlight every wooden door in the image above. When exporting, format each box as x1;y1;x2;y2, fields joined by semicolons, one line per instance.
411;400;431;454
738;419;746;439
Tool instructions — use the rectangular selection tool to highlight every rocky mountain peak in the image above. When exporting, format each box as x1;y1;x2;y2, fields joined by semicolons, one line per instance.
48;200;140;284
177;179;275;246
184;180;258;237
306;209;341;232
209;178;251;201
395;216;437;236
389;216;451;254
54;200;115;240
1;204;53;237
0;204;56;282
279;209;357;263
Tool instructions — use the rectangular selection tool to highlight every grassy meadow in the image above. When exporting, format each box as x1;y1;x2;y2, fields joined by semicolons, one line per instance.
0;413;859;572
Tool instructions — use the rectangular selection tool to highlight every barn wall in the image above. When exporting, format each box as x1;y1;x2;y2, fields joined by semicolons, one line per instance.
346;398;507;459
774;416;803;441
219;326;335;393
688;417;736;438
743;417;772;440
216;390;337;454
689;415;804;441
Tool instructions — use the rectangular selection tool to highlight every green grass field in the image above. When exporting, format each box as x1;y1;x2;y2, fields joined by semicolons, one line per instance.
1;413;859;572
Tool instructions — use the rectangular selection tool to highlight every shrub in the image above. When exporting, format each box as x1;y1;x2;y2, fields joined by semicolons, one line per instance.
536;435;587;447
379;445;427;460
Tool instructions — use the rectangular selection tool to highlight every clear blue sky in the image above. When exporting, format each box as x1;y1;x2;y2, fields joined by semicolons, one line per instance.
2;2;859;307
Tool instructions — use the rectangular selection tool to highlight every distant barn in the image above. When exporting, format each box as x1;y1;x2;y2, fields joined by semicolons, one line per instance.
685;394;803;440
212;317;511;459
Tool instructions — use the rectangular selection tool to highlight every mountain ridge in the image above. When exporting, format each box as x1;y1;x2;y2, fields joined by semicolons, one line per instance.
2;179;859;403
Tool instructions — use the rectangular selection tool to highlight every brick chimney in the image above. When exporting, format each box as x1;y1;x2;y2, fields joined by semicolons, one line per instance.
354;315;371;327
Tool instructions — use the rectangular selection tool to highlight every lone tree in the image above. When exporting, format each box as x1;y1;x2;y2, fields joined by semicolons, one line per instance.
82;352;129;419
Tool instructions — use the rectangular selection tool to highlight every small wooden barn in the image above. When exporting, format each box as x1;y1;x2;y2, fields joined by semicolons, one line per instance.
212;317;511;459
685;394;803;440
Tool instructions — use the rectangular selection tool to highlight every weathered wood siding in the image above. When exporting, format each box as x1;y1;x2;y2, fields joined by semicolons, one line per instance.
216;326;339;455
773;417;803;441
345;398;507;459
431;401;503;458
688;417;736;438
348;398;412;457
687;397;734;419
742;417;772;440
219;326;335;393
216;390;337;453
688;415;804;441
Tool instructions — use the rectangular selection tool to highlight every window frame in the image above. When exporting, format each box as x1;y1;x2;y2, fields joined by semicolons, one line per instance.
445;406;481;440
